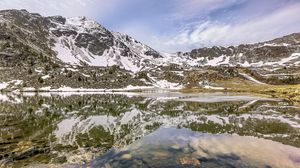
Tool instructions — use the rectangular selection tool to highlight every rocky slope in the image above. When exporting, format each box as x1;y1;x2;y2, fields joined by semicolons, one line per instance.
0;9;161;70
185;33;300;67
0;9;300;91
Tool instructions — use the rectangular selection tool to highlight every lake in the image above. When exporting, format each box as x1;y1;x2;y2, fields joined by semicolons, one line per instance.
0;92;300;167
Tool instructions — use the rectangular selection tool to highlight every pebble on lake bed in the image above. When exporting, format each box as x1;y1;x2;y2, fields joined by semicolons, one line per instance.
171;144;181;150
178;156;200;166
121;154;132;160
14;141;33;153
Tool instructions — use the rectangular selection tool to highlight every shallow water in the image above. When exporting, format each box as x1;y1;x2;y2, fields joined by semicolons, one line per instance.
0;92;300;167
89;128;300;168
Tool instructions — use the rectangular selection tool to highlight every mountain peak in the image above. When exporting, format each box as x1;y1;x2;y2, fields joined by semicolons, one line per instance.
266;32;300;45
66;16;99;28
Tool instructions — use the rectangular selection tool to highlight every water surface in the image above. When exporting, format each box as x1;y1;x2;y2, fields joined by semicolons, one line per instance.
0;92;299;167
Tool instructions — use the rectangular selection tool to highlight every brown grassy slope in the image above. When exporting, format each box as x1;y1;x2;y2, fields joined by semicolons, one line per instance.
181;77;300;106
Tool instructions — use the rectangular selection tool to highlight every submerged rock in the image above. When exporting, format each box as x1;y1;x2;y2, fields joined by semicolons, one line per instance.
178;156;201;166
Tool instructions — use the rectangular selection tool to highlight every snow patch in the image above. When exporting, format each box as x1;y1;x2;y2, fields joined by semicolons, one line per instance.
41;75;50;80
203;85;225;90
276;53;300;66
81;73;91;78
205;55;229;66
37;85;154;92
239;73;266;85
153;80;183;90
66;16;108;34
0;82;8;90
53;37;81;65
35;68;43;74
0;93;9;102
260;43;290;47
23;87;36;91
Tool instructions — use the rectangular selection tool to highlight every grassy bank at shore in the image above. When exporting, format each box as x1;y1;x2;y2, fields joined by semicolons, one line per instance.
182;78;300;107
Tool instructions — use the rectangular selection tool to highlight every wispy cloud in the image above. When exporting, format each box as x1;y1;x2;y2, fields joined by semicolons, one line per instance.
159;1;300;52
168;0;242;21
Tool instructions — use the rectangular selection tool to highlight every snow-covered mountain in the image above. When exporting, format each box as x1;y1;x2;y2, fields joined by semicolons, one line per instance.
49;16;162;73
49;13;300;69
0;9;300;90
0;9;162;71
185;33;300;67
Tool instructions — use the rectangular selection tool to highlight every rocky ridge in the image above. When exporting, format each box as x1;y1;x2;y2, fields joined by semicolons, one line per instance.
0;9;300;91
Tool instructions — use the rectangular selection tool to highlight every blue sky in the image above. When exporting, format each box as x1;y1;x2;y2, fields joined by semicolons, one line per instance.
0;0;300;52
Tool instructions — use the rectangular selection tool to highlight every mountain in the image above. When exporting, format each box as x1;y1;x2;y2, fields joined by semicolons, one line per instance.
0;9;165;90
185;33;300;67
0;9;161;70
0;9;300;91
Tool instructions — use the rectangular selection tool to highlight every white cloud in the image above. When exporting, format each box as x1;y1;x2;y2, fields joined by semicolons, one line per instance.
161;2;300;52
114;0;243;52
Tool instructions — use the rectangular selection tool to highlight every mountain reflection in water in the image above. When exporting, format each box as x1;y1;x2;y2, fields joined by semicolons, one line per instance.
0;92;299;167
